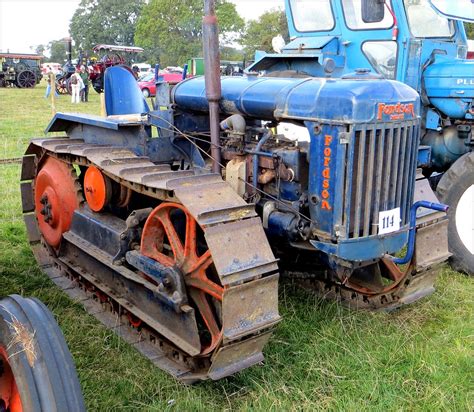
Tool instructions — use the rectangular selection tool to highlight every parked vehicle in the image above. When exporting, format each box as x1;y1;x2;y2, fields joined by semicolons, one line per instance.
138;71;185;97
20;0;450;383
89;44;144;93
248;0;474;275
0;53;42;88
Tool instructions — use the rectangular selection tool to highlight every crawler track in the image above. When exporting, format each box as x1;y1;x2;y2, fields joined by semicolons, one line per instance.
21;137;280;382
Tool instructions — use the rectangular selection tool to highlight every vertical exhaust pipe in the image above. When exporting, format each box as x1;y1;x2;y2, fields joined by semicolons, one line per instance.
202;0;222;174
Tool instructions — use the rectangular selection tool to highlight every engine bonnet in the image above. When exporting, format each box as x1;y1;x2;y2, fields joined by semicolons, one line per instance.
172;75;420;125
424;56;474;119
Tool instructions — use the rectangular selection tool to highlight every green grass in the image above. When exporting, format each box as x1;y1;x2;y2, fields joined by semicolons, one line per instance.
0;85;473;411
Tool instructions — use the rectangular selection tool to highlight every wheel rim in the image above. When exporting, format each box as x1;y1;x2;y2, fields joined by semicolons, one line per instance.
0;347;22;412
141;203;223;355
455;184;474;254
34;157;79;248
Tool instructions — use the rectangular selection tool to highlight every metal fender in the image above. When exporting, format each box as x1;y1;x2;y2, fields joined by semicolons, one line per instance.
104;65;149;116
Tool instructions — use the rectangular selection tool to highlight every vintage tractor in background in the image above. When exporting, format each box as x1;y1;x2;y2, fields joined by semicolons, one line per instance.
89;44;144;93
54;38;78;95
0;295;85;411
0;53;42;88
20;0;450;382
248;0;474;274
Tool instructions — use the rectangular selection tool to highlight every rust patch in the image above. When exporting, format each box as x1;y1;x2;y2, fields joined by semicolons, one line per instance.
228;209;250;220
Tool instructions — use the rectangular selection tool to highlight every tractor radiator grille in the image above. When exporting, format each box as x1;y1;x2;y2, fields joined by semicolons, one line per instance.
342;120;420;239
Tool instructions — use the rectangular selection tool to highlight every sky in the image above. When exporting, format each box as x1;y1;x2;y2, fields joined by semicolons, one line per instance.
0;0;285;54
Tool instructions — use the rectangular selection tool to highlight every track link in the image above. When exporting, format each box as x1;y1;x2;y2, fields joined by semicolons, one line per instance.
21;137;281;382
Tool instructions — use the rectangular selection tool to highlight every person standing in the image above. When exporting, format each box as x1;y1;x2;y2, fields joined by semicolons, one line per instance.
70;69;82;104
79;66;89;102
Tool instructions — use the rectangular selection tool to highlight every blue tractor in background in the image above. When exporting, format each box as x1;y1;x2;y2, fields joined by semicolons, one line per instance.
249;0;474;275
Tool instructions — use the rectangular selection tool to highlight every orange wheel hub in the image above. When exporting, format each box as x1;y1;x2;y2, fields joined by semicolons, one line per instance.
83;166;110;212
34;157;79;248
0;346;22;412
141;203;224;355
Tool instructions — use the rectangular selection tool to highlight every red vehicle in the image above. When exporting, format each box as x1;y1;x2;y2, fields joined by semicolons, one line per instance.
89;44;144;93
138;71;185;97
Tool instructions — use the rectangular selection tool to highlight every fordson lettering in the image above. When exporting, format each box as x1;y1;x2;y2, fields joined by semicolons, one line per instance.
377;102;415;121
321;135;332;210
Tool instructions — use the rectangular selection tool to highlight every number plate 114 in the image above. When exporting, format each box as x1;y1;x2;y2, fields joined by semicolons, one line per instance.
378;207;401;235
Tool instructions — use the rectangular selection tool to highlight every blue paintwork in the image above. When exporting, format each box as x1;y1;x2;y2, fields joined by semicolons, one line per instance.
426;109;440;131
173;75;419;124
417;145;432;168
310;230;408;262
46;112;132;132
104;66;149;116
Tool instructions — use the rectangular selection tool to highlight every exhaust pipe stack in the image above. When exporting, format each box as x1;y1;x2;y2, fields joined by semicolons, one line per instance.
202;0;222;173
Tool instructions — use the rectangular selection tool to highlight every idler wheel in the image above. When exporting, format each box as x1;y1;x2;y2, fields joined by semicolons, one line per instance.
83;166;112;212
141;203;224;355
34;156;79;248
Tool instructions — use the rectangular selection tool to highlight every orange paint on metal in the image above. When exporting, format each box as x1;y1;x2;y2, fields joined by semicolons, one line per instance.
141;203;224;354
0;346;23;412
84;166;108;212
34;157;79;248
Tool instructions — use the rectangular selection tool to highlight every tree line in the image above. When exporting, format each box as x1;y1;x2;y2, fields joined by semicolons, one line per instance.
34;0;474;66
35;0;288;67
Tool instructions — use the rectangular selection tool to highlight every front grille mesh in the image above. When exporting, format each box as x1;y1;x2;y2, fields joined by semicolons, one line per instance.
342;120;419;239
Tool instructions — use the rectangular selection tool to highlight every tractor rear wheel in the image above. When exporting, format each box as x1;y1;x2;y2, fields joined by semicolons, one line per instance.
16;71;36;88
437;152;474;275
0;295;85;412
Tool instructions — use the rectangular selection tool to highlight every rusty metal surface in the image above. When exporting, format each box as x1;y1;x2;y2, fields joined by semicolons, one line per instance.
20;182;34;213
20;154;36;180
208;331;272;380
204;217;279;285
415;218;451;269
222;274;280;341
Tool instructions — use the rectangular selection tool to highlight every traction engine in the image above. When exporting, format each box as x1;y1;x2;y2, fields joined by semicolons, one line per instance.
20;1;450;382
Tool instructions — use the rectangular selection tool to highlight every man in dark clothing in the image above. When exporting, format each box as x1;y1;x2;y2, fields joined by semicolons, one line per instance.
80;66;89;102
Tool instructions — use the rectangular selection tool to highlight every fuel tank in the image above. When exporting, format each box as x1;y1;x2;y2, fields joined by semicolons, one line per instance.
424;56;474;119
172;75;420;124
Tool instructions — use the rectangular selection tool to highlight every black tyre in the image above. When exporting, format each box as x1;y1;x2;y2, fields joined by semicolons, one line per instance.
16;71;36;88
0;295;85;411
436;152;474;275
142;88;150;98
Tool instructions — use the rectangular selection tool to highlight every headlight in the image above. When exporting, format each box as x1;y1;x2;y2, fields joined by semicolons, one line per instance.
457;45;468;59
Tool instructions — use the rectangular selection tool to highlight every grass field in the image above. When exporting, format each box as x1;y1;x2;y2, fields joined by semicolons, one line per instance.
0;84;473;411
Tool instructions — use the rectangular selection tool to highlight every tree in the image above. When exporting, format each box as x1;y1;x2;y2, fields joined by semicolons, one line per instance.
135;0;244;67
48;40;68;63
240;10;289;61
465;23;474;39
70;0;145;52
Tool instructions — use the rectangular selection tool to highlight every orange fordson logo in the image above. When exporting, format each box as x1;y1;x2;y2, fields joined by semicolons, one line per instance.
377;102;415;121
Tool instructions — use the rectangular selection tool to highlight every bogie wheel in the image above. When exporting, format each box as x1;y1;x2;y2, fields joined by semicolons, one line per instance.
437;152;474;275
141;203;224;355
34;156;80;249
0;295;85;412
15;71;36;89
